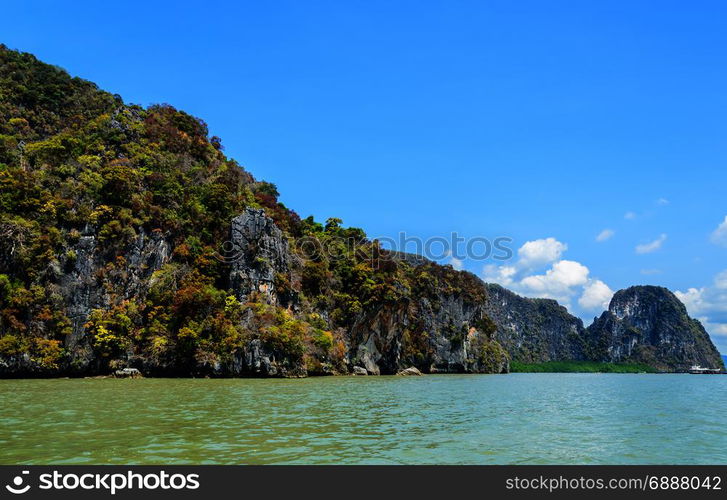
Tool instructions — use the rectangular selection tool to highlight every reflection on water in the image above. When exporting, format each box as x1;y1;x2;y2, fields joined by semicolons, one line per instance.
1;374;725;464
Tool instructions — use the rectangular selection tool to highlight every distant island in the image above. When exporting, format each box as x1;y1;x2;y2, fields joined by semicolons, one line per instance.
0;45;722;378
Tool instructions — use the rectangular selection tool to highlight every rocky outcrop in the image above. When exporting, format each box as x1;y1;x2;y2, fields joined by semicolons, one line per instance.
0;225;172;377
397;367;422;376
229;339;307;378
483;284;588;363
348;294;509;375
585;286;724;372
57;228;171;373
2;205;720;377
114;367;142;378
222;212;511;377
228;208;295;305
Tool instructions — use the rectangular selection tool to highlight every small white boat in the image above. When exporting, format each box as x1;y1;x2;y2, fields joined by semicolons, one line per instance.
688;365;722;374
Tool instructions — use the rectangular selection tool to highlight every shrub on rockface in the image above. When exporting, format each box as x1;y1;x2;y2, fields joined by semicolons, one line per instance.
85;303;137;361
29;337;63;370
473;338;509;373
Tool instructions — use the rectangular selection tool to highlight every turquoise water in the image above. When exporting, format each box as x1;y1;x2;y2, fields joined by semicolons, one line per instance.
0;374;725;464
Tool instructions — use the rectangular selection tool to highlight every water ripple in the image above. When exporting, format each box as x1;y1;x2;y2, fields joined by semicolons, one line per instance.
0;374;725;464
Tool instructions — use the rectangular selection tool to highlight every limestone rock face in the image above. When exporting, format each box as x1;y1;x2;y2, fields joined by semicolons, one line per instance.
231;339;306;378
58;228;170;373
228;208;293;305
0;227;171;377
483;284;588;363
349;294;510;375
585;286;724;372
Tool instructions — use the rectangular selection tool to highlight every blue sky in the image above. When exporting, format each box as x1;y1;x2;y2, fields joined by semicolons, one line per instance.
3;1;727;349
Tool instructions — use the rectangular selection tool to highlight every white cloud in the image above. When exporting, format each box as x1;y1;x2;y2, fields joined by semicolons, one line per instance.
676;271;727;349
675;287;706;313
711;323;727;337
698;317;727;343
624;211;636;220
595;229;615;242
635;234;667;254
483;238;612;314
579;279;615;311
710;216;727;247
444;250;464;270
640;269;663;275
517;237;567;268
520;260;590;299
482;264;517;287
656;198;670;206
715;270;727;290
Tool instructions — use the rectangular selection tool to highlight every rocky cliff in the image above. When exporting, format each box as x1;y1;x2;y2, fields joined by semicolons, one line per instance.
224;208;510;376
585;286;724;372
0;45;722;377
484;284;588;363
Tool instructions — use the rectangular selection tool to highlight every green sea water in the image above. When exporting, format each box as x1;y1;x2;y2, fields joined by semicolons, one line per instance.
1;374;725;465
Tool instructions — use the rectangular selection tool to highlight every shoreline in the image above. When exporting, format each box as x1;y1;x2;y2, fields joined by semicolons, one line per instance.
1;359;719;380
0;372;715;381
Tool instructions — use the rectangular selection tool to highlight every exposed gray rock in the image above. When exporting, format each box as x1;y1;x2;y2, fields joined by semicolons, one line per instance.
483;284;588;363
114;367;142;378
397;367;422;376
229;208;293;304
220;338;306;378
55;228;170;373
349;293;510;375
352;366;368;376
585;286;724;372
0;352;41;377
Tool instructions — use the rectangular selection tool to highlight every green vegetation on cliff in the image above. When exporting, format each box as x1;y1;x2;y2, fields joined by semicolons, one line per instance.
0;45;497;376
1;45;721;376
